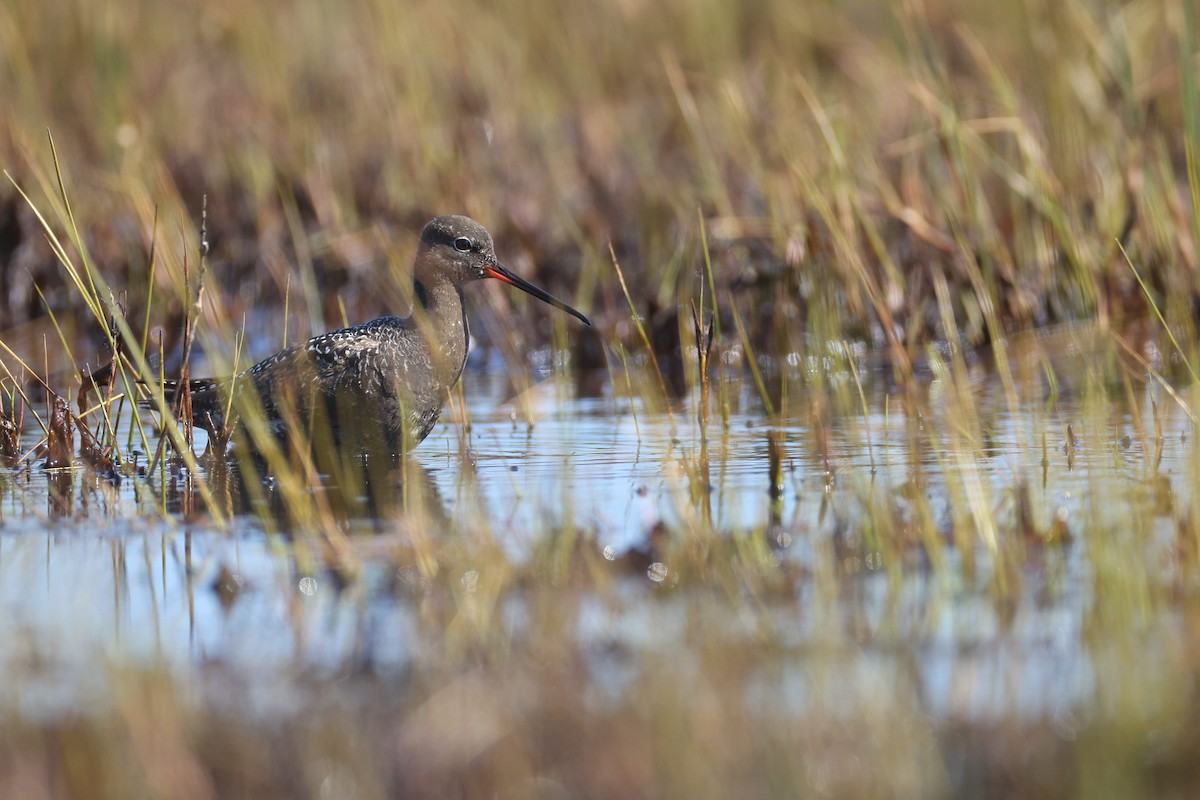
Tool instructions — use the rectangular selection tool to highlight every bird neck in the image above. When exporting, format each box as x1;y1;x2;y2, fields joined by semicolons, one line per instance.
411;274;470;384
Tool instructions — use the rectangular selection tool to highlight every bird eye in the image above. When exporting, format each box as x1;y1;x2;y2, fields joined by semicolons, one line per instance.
453;237;472;252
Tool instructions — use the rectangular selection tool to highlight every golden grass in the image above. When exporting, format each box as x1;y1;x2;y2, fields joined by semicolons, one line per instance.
1;0;1200;797
0;0;1194;360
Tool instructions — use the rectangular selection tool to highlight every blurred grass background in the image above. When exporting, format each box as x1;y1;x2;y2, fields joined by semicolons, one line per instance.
3;0;1200;798
2;0;1194;365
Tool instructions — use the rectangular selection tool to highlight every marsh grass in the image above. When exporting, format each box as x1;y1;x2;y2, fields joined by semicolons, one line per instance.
2;311;1200;799
2;0;1200;797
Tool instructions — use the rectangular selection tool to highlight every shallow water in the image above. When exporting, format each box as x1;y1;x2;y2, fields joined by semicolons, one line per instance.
0;327;1196;734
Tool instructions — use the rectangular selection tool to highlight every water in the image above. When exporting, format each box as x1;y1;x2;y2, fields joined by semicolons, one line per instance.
0;329;1195;734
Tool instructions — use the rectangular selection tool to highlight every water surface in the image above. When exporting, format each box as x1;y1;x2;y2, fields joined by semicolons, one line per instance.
0;329;1194;735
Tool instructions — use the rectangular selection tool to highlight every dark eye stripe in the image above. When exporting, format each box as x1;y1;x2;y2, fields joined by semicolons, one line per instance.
420;225;460;249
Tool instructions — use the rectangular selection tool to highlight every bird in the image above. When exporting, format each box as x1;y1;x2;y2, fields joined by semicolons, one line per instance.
149;215;591;459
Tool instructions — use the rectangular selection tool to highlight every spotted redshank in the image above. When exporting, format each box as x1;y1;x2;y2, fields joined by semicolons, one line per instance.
154;215;591;456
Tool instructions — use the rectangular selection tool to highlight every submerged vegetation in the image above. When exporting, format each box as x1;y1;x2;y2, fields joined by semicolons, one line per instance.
2;0;1200;797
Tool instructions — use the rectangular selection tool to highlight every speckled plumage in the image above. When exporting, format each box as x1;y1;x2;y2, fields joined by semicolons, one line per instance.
158;216;590;456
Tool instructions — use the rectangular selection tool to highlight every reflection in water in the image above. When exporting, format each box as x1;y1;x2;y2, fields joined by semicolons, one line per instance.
0;330;1196;732
46;468;72;518
201;451;449;532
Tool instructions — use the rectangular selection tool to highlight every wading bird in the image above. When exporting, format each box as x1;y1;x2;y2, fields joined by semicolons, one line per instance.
152;215;591;458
